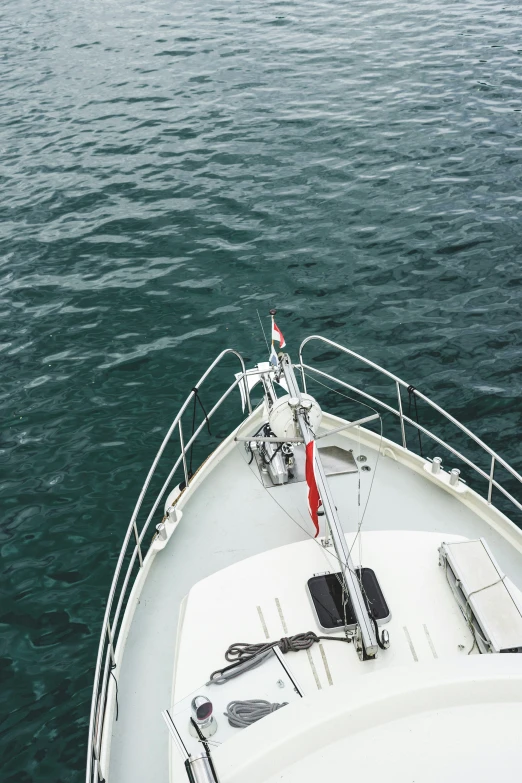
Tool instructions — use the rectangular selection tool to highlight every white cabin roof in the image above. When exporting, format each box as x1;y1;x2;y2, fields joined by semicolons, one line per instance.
214;654;522;783
174;530;477;702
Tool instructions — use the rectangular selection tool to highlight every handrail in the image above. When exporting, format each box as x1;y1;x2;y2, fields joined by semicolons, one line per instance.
299;336;522;516
299;335;522;486
300;362;522;514
91;373;247;766
91;374;248;770
86;349;250;783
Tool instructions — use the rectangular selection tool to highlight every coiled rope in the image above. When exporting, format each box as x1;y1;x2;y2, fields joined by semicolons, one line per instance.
208;631;350;684
224;699;288;728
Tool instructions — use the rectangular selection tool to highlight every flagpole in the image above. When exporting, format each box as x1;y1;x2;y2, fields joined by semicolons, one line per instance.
269;308;276;351
279;353;379;661
269;308;277;366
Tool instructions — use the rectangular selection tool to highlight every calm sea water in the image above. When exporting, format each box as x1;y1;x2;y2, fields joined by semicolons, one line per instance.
1;0;522;779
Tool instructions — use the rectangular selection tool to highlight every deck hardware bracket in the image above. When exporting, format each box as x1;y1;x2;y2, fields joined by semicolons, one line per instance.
431;456;442;475
156;522;167;542
166;505;177;520
189;697;218;739
449;468;460;487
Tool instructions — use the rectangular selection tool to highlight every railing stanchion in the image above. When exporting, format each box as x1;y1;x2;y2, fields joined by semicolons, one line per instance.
488;456;495;505
133;520;143;568
396;381;407;449
242;370;252;415
299;360;307;393
179;420;189;486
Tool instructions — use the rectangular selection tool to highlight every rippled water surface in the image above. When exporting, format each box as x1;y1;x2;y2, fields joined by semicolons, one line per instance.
2;0;522;779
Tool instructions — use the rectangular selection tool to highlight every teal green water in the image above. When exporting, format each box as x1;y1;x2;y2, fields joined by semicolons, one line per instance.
2;0;522;779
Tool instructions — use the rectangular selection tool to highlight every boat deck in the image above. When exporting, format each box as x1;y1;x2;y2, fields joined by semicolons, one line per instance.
175;530;473;700
106;414;522;783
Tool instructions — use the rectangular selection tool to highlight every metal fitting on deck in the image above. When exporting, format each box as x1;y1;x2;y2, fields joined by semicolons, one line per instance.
166;506;178;523
431;457;442;475
189;697;217;739
449;468;460;487
156;522;167;541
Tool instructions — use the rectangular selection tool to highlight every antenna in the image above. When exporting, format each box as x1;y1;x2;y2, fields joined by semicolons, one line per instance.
256;309;270;352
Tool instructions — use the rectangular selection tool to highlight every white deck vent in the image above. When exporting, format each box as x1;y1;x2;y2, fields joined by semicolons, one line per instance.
439;539;522;654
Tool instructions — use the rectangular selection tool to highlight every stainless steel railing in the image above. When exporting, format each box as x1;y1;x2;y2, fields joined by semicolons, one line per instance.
299;335;522;515
86;349;251;783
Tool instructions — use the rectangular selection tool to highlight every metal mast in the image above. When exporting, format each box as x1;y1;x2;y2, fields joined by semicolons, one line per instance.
279;353;379;659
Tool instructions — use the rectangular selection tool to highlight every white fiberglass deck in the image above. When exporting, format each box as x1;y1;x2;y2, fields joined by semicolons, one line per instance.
106;412;522;783
175;531;475;699
216;654;522;783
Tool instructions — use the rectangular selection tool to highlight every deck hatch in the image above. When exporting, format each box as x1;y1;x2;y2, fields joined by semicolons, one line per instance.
440;538;522;654
307;569;390;632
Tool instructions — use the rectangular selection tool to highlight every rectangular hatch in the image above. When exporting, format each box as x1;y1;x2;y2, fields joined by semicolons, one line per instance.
307;568;390;633
440;538;522;653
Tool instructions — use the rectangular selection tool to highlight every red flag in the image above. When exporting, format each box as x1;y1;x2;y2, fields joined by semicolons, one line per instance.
271;321;286;348
305;440;321;537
